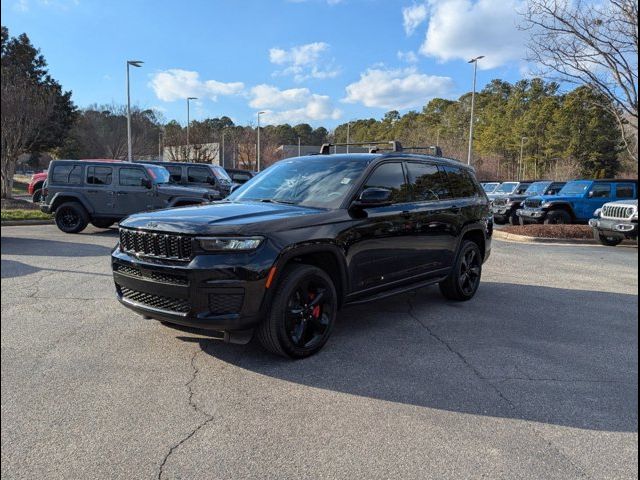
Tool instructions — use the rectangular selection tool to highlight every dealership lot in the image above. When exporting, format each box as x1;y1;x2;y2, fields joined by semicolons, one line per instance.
1;225;637;479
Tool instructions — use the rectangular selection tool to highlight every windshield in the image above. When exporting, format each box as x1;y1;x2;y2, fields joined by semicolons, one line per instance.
145;165;171;184
495;182;518;194
482;182;500;193
211;165;232;183
524;182;551;195
559;181;591;195
227;157;368;209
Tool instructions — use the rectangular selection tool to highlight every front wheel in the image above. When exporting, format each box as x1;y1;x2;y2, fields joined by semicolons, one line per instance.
54;202;89;233
594;230;623;247
544;210;571;225
439;240;483;301
508;211;520;226
257;264;337;359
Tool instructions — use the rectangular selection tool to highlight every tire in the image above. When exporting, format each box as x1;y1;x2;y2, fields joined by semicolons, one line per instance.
439;240;483;301
54;202;89;233
32;189;43;203
493;216;505;225
519;216;526;226
257;264;337;359
543;210;572;225
508;210;520;226
91;218;115;229
594;230;623;247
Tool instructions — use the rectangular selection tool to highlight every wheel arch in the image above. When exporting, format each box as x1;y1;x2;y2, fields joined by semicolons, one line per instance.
544;202;576;221
456;223;487;260
49;193;93;214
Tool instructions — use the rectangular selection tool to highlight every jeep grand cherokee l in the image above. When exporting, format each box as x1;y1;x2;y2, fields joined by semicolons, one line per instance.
112;151;492;358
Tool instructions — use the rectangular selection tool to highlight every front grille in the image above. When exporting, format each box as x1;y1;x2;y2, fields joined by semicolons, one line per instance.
209;293;244;314
524;198;542;208
119;286;190;313
119;228;192;260
114;263;189;286
601;204;633;219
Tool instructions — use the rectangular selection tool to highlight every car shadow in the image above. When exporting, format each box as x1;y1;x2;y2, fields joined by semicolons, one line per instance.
1;259;114;279
172;281;637;433
1;236;114;257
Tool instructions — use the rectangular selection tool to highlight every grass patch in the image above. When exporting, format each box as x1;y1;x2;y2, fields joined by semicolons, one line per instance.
12;180;28;194
502;224;593;239
1;209;52;221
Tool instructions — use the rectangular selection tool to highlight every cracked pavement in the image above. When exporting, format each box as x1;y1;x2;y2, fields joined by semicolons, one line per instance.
1;225;638;479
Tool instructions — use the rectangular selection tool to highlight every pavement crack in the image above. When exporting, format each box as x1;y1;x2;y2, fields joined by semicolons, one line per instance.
157;348;214;480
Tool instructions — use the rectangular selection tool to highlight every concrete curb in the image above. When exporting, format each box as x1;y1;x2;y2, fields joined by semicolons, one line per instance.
1;219;54;226
493;229;598;245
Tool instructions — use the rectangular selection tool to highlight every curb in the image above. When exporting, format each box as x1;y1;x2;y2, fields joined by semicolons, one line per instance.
1;219;54;226
493;229;598;245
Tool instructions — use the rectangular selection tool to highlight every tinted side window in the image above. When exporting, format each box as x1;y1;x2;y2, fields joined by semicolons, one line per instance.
232;173;252;183
590;183;611;198
187;166;211;183
119;168;148;187
165;166;182;183
406;162;450;201
546;183;564;195
51;165;82;185
86;166;113;185
443;166;476;198
514;184;530;195
616;183;635;199
363;162;410;204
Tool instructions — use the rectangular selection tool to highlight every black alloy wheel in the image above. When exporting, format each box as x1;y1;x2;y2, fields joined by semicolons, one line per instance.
285;279;332;349
54;202;88;233
439;240;483;301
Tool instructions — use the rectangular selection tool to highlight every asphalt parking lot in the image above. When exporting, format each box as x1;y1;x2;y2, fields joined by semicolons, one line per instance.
1;225;638;479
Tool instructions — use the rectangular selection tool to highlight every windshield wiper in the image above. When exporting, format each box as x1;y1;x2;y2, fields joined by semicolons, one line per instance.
256;198;298;205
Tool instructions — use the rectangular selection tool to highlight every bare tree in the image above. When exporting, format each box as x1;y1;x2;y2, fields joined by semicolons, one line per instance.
521;0;638;161
1;74;54;197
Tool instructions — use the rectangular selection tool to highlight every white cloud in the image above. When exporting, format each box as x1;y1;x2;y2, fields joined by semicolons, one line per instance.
397;50;419;63
269;42;340;82
149;69;244;102
402;3;428;35
249;84;341;125
343;67;454;109
418;0;527;69
13;0;29;12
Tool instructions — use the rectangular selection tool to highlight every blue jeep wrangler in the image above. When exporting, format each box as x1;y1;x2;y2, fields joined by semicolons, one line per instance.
517;179;638;225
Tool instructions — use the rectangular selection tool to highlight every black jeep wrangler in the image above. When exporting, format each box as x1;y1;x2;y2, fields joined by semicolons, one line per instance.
140;161;234;198
111;143;493;358
42;160;216;233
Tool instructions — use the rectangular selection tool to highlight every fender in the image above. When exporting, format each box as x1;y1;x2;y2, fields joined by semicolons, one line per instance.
541;201;576;219
454;221;490;259
49;192;94;214
261;241;350;312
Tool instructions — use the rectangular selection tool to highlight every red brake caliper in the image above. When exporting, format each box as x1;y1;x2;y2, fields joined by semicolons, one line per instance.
309;292;321;318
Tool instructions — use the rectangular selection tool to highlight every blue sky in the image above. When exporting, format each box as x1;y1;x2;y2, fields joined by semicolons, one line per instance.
2;0;531;128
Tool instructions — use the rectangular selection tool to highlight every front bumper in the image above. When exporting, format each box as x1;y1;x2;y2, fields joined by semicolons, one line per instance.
111;246;275;336
516;207;546;223
40;204;51;214
588;218;638;237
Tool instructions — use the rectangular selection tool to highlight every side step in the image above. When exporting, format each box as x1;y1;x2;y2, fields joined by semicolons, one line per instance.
345;276;447;306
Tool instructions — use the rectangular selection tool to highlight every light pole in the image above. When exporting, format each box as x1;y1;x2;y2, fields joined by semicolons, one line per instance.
256;111;265;171
298;136;301;156
221;128;226;168
126;60;143;161
158;130;163;161
186;97;197;154
346;122;351;153
519;136;528;181
466;55;484;166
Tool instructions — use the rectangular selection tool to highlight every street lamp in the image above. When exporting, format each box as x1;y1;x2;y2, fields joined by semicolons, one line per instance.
126;60;143;162
466;55;484;166
519;136;528;181
256;111;265;171
186;97;198;153
346;121;351;153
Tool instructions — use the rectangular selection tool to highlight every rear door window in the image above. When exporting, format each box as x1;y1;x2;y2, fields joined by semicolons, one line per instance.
86;166;113;185
406;162;450;201
51;164;83;185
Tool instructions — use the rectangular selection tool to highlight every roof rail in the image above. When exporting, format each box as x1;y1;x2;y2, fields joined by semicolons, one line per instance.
403;145;443;157
319;141;403;155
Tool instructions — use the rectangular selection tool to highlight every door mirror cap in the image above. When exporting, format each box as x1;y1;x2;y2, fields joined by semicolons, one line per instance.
352;187;393;208
588;190;594;198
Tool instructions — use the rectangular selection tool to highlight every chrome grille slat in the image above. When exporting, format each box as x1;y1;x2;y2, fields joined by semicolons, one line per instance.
602;204;634;220
119;228;192;260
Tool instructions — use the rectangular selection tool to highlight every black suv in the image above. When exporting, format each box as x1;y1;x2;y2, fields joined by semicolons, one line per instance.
42;160;216;233
140;161;234;198
111;147;492;358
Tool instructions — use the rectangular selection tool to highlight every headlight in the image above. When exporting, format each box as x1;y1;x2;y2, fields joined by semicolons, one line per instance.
197;236;263;252
541;202;552;208
626;207;636;218
594;208;602;217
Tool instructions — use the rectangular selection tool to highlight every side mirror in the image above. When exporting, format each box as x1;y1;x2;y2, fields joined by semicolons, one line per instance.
588;190;595;198
230;183;241;194
141;178;153;189
207;176;216;185
352;187;393;208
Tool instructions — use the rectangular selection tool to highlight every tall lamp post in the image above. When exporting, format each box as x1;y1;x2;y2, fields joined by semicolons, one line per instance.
126;60;143;161
519;136;528;181
256;111;265;171
186;97;198;154
466;55;484;166
346;121;351;153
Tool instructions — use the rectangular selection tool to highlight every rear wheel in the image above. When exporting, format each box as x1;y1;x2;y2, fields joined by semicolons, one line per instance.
32;189;43;203
439;240;483;301
54;202;89;233
91;218;116;229
594;230;623;247
544;210;571;225
257;264;337;359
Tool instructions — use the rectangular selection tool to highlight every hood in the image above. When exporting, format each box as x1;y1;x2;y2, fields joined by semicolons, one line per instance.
156;183;210;197
119;200;324;235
